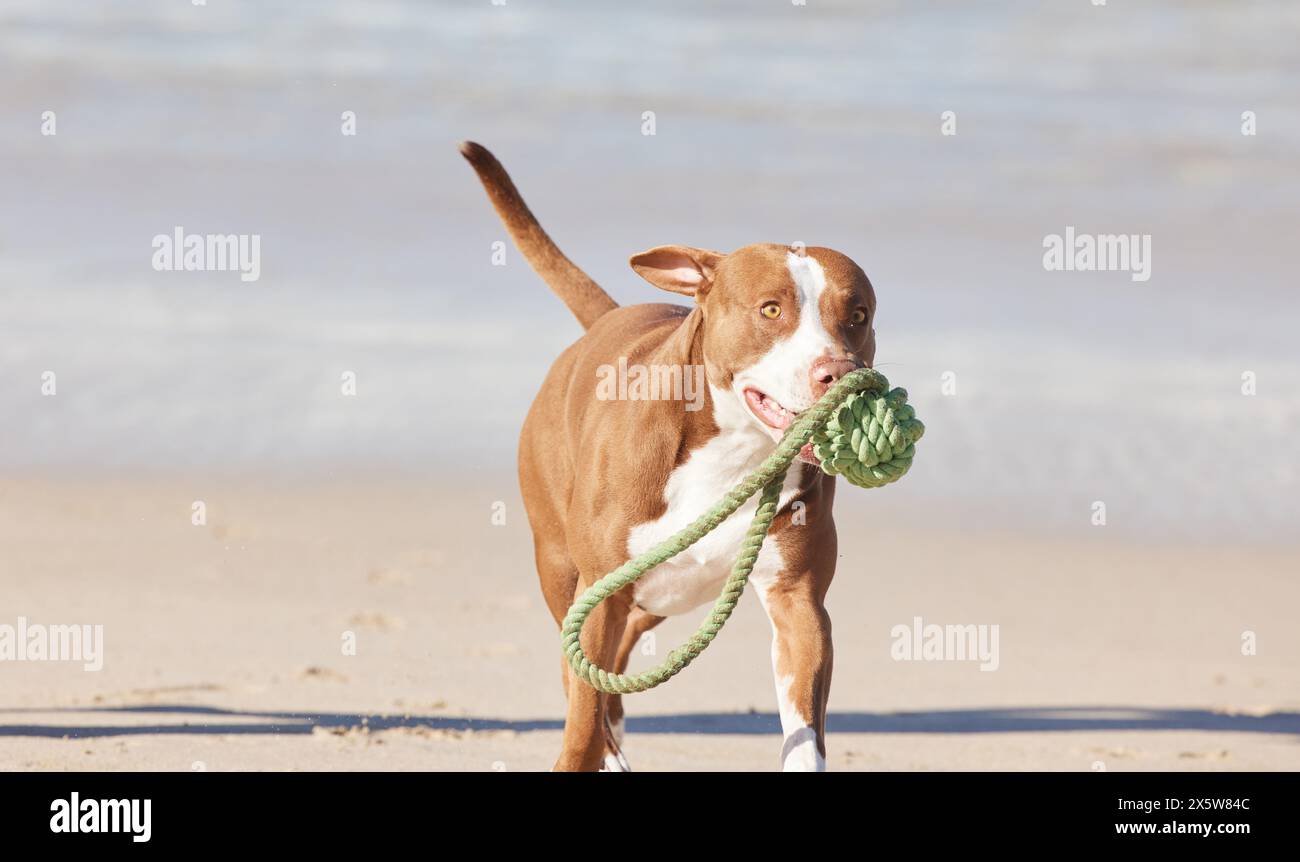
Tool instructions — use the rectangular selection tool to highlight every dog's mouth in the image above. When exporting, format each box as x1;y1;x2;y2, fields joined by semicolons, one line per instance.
743;388;820;465
743;387;797;431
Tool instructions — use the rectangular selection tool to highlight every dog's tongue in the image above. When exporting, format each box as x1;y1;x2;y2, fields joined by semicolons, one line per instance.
798;442;818;465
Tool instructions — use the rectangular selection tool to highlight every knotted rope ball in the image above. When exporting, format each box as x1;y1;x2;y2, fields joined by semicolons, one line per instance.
563;368;924;694
809;383;924;488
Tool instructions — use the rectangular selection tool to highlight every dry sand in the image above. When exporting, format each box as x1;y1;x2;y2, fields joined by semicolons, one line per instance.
2;474;1297;772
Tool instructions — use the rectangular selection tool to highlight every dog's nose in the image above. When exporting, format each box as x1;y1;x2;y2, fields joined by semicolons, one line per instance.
809;358;860;399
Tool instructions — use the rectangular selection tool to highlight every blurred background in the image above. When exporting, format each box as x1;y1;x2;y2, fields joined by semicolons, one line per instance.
1;0;1297;540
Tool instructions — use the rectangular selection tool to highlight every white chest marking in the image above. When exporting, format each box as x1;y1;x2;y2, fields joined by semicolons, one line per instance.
628;387;802;618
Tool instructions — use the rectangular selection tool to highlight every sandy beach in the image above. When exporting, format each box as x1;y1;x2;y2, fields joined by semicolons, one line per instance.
3;474;1297;771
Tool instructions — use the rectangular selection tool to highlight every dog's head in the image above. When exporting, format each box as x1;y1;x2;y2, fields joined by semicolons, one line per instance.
630;243;876;449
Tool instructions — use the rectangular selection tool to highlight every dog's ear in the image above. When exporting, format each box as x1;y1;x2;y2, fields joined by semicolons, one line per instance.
629;246;724;297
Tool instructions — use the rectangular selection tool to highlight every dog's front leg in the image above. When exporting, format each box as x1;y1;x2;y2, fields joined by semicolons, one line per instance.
755;576;833;771
554;581;630;772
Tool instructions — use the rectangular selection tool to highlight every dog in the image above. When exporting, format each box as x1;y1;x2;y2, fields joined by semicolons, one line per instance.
460;142;876;771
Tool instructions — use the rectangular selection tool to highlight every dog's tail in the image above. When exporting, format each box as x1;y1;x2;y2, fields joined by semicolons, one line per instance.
459;141;617;331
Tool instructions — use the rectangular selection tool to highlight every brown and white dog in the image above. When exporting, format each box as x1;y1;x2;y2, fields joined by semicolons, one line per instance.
460;142;877;772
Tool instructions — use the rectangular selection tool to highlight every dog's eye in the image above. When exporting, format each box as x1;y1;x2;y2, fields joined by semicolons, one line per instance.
760;302;782;320
850;308;868;325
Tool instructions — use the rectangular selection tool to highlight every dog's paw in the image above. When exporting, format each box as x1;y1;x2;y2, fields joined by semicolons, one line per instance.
600;749;631;772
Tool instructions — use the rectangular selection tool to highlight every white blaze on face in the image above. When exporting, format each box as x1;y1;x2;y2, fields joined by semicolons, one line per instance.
731;252;840;437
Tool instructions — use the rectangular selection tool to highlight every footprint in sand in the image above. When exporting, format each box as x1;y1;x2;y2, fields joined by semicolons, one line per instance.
1089;746;1142;760
348;611;405;631
91;683;225;705
1178;749;1231;760
392;698;447;711
300;666;349;683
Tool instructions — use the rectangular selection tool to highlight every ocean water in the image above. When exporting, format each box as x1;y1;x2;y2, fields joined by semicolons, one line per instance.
1;0;1297;540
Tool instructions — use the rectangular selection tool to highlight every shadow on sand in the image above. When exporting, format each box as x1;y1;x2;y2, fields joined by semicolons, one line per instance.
1;704;1297;739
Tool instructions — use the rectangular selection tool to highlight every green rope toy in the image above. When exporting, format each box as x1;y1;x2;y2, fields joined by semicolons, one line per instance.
562;368;925;694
